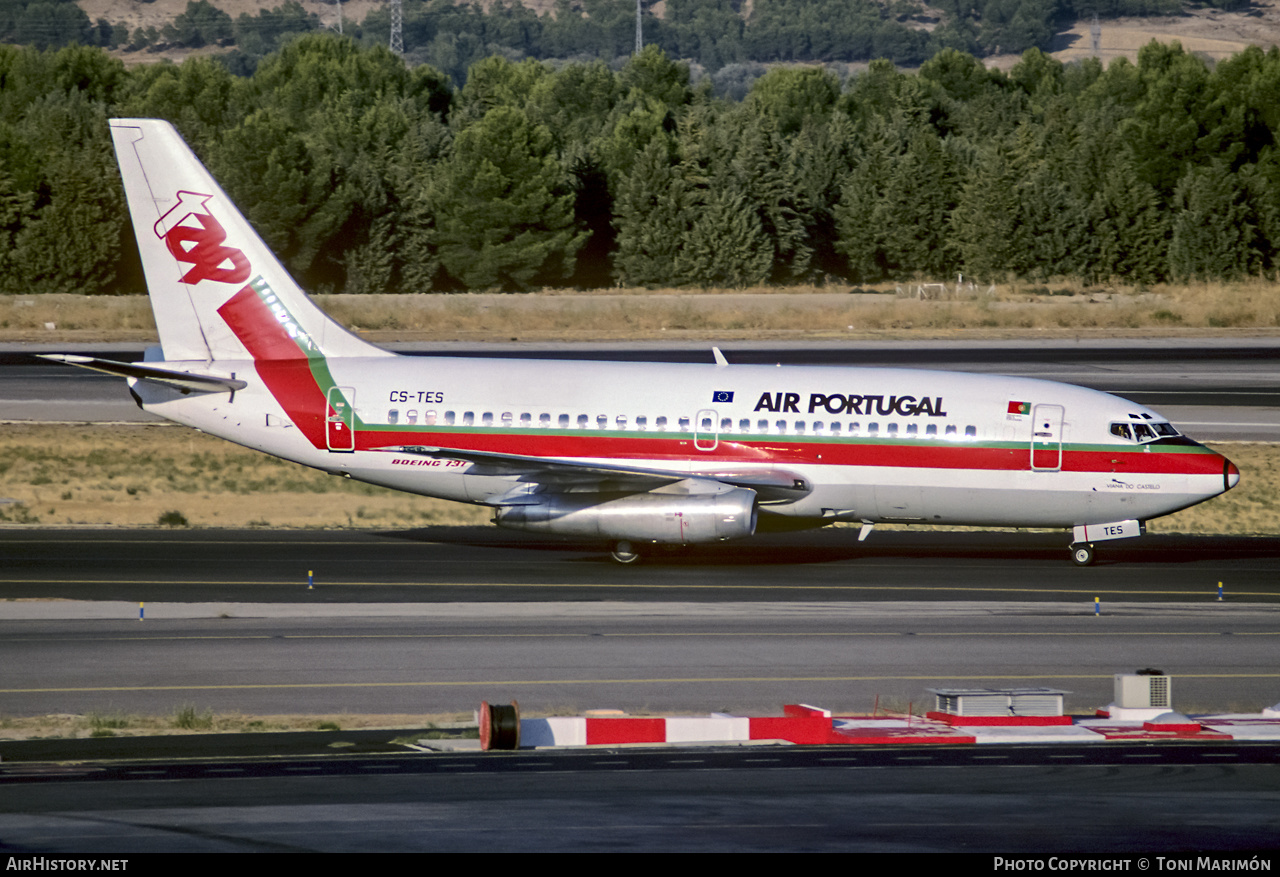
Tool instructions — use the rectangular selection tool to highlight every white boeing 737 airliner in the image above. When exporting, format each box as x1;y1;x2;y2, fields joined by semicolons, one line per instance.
45;119;1239;565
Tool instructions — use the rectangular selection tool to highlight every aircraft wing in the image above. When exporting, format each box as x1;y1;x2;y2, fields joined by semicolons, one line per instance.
373;444;811;504
38;355;248;395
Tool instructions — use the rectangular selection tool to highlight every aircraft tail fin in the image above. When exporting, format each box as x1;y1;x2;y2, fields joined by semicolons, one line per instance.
109;119;389;363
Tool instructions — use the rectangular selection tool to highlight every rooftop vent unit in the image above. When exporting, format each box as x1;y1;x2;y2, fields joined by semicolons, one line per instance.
1115;670;1171;709
927;687;1068;717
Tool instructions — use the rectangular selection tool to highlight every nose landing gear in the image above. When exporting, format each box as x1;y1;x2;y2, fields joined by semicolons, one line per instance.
1070;543;1096;566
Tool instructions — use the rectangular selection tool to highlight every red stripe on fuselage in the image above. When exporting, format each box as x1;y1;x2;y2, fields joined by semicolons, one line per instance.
217;286;328;447
359;428;1225;476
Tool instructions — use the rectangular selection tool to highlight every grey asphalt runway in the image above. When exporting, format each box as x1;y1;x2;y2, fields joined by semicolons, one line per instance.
3;527;1279;603
3;753;1279;853
3;600;1279;717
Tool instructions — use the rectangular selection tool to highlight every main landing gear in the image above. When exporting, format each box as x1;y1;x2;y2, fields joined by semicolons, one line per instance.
1070;542;1096;566
610;540;641;564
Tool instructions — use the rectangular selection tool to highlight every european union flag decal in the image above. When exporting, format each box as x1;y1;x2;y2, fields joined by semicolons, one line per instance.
712;390;734;404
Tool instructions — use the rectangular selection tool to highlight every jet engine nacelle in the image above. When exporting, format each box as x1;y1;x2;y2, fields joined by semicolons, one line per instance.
494;487;758;544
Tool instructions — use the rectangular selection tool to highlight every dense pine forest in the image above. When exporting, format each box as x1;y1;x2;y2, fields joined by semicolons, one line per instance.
1;29;1278;295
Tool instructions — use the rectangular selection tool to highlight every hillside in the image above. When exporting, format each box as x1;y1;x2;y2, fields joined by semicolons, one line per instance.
72;0;1280;69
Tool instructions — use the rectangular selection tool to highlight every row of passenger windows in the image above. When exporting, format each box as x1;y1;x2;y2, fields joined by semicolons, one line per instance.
384;408;979;439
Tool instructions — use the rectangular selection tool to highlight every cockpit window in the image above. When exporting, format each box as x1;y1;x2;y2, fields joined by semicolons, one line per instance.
1111;420;1180;443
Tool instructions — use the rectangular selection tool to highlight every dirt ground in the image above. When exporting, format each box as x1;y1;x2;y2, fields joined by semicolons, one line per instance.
77;0;382;32
1046;1;1280;66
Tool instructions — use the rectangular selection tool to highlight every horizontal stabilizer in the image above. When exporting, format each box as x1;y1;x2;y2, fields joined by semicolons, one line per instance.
38;355;247;395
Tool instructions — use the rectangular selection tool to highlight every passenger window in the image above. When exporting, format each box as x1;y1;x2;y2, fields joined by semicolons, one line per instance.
577;414;589;429
406;410;419;425
849;422;860;435
388;409;399;425
444;411;456;425
481;412;494;427
720;417;733;432
925;424;936;437
739;418;752;432
425;410;437;425
867;423;879;436
538;413;550;428
830;422;841;435
795;421;806;434
813;421;825;435
617;416;627;430
757;419;769;433
886;423;898;436
597;414;608;429
518;413;530;427
906;423;917;437
679;416;691;431
775;419;787;434
965;425;977;439
636;416;648;431
656;416;668;431
558;414;570;428
945;425;957;437
463;411;475;426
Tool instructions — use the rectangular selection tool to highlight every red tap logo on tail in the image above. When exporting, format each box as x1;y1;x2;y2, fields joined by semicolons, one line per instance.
154;191;251;286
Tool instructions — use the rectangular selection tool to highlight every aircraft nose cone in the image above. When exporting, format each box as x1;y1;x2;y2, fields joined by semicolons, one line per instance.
1226;459;1240;491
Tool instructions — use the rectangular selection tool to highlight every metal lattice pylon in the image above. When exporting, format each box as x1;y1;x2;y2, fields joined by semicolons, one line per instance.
390;0;403;55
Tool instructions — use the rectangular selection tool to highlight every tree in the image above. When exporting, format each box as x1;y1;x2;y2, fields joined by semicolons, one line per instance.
1084;158;1169;284
1168;161;1260;280
432;105;584;289
675;181;773;287
618;45;691;111
162;1;233;49
613;135;686;287
730;114;812;281
949;140;1026;280
744;66;839;136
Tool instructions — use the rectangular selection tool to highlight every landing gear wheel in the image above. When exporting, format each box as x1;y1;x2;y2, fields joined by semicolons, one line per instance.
610;541;641;564
1070;543;1095;566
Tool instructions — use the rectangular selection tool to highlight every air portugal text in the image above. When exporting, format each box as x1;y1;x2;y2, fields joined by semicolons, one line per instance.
753;391;949;418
